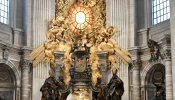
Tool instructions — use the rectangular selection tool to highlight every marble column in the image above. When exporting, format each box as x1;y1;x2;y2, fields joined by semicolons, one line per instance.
13;28;23;46
21;60;31;100
170;0;175;99
164;50;173;100
132;60;141;100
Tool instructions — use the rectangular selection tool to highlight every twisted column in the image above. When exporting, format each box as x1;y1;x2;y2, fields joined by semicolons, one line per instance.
132;60;141;100
21;60;31;100
163;50;173;100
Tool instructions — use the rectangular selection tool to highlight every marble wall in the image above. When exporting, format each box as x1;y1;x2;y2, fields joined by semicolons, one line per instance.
31;0;55;100
170;0;175;99
106;0;135;99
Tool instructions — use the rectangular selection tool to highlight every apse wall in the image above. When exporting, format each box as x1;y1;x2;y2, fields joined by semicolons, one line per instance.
106;0;136;100
32;0;55;100
31;0;135;99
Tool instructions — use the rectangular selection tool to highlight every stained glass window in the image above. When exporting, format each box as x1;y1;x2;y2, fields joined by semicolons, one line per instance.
152;0;170;25
0;0;9;24
69;3;93;34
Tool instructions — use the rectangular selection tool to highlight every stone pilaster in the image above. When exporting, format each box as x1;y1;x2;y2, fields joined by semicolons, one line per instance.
163;50;173;100
97;51;108;84
132;60;141;100
137;28;149;46
54;51;64;80
21;60;31;100
55;64;63;79
2;46;10;60
13;28;23;46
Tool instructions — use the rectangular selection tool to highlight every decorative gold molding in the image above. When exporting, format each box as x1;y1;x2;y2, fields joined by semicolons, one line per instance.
30;0;131;85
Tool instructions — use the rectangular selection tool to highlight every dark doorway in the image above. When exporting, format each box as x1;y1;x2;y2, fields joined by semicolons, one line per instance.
0;64;15;100
145;64;165;100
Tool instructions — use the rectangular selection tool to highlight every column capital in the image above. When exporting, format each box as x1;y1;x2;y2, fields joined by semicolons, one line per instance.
162;50;171;60
21;59;32;68
131;60;142;70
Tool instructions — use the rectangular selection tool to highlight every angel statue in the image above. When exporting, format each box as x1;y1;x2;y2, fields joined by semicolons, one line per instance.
147;39;163;61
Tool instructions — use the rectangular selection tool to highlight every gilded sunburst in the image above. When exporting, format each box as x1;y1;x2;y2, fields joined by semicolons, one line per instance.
69;3;93;34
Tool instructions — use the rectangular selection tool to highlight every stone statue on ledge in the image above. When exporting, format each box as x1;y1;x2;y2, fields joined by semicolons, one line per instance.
147;39;163;61
107;68;124;100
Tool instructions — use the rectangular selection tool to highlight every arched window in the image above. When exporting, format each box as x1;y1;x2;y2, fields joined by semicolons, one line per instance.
0;0;9;24
152;0;170;25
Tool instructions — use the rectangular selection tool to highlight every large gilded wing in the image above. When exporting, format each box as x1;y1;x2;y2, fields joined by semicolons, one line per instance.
98;38;131;69
30;44;45;67
108;39;131;64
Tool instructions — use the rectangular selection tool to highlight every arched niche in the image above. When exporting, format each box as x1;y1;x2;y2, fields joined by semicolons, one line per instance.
0;60;20;100
141;62;165;100
145;64;165;85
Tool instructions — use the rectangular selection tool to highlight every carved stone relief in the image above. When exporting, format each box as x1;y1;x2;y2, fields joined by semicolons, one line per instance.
0;72;8;81
0;64;13;83
55;64;63;79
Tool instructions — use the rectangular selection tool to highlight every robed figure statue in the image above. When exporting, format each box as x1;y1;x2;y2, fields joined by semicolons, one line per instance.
107;68;124;100
93;77;108;100
40;70;61;100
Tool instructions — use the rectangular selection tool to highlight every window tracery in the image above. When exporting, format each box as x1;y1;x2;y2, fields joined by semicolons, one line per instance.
0;0;9;24
152;0;170;25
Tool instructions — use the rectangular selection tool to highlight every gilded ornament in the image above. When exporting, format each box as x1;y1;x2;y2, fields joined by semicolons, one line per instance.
30;0;131;98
